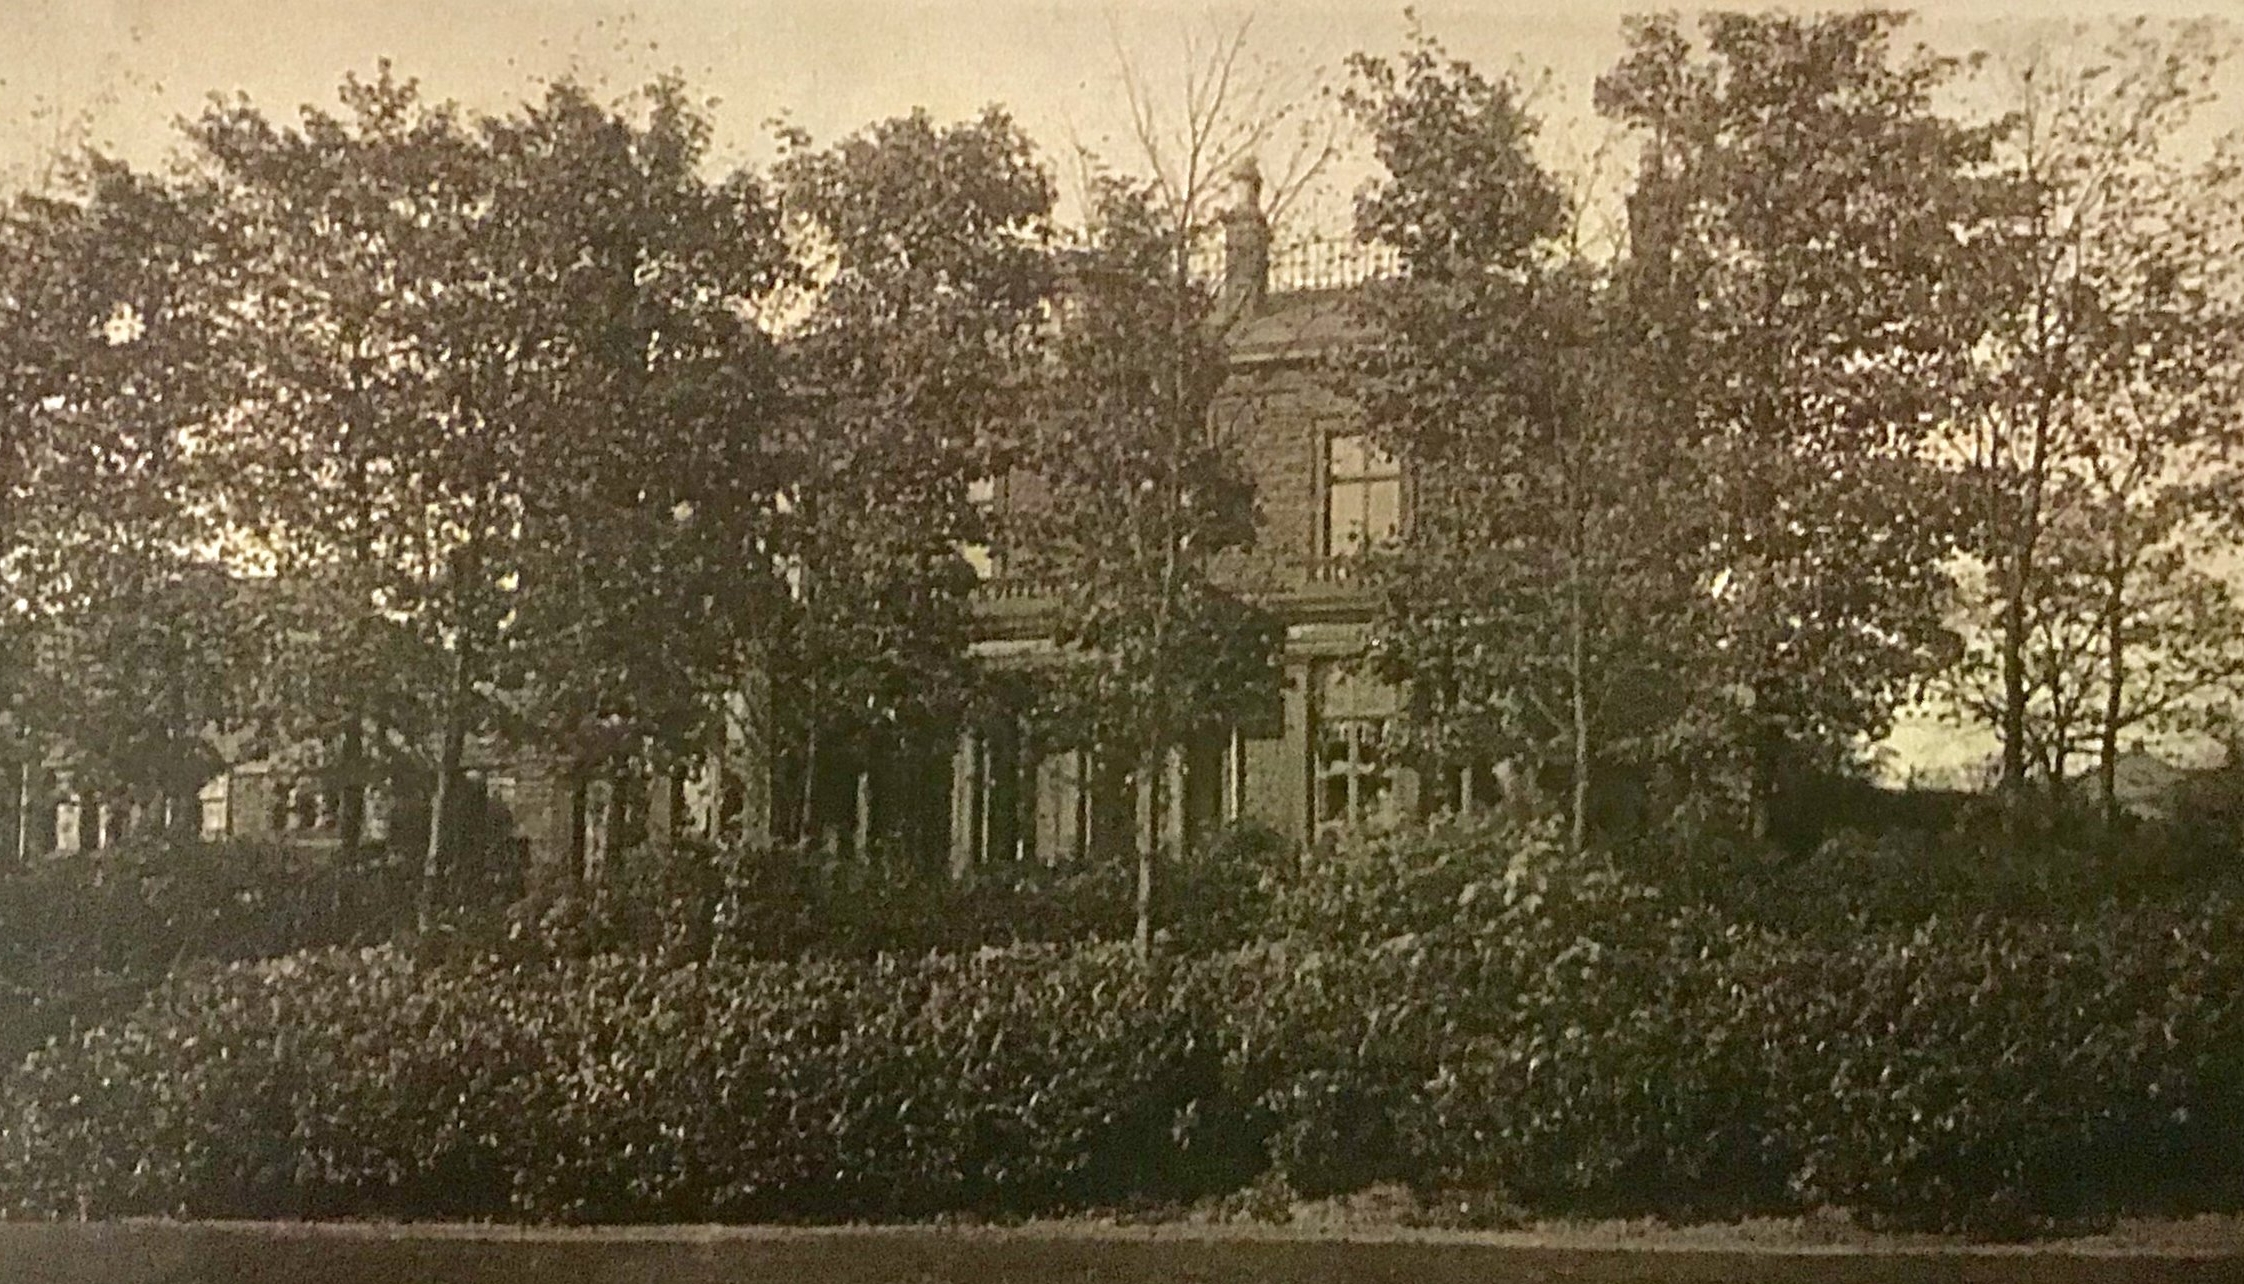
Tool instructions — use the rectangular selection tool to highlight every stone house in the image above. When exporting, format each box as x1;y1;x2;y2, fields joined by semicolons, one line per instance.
943;170;1413;872
13;173;1415;885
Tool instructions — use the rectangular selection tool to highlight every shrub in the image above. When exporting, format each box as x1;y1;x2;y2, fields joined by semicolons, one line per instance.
495;838;1145;965
0;837;413;980
12;822;2244;1230
1265;813;1643;948
0;837;416;1065
1749;905;2244;1229
1164;820;1292;952
0;944;1220;1222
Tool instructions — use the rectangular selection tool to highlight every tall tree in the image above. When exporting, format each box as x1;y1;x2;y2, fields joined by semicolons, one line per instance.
472;78;794;871
193;69;797;901
186;68;475;867
772;108;1055;858
187;69;515;916
2;156;242;836
1342;34;1701;854
1948;20;2244;814
1012;175;1280;958
1597;10;2005;834
1105;11;1346;267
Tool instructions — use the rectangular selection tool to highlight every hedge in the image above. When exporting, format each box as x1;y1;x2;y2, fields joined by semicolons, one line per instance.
0;838;419;1066
12;887;2244;1230
499;821;1292;966
0;944;1232;1222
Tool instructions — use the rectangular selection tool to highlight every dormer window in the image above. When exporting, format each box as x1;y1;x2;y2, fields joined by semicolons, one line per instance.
1324;433;1401;557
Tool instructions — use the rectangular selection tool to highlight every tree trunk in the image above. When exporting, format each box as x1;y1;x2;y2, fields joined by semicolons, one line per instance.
1999;571;2029;792
797;723;819;851
1567;568;1593;856
601;772;628;872
15;760;30;863
2000;393;2054;797
1134;754;1160;962
336;715;366;868
417;639;471;933
853;766;873;859
2099;571;2127;830
1747;710;1779;845
568;774;590;886
162;642;198;841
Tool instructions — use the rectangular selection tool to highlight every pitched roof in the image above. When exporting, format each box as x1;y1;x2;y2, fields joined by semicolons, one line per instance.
1224;287;1370;366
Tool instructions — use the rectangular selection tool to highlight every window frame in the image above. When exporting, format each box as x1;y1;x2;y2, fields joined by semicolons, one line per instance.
1321;430;1403;560
1315;717;1395;832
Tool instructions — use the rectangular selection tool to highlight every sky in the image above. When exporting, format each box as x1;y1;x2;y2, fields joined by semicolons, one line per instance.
4;0;2241;234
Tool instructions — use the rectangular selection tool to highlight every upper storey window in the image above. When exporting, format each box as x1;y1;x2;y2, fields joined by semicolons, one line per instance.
1325;433;1401;557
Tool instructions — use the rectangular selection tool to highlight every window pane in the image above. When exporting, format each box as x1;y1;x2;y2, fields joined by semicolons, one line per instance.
1329;433;1368;479
1319;773;1351;827
1314;719;1397;830
1331;433;1400;482
1329;482;1367;555
1364;478;1401;545
1315;724;1351;826
1360;769;1391;821
365;789;391;842
1357;720;1385;763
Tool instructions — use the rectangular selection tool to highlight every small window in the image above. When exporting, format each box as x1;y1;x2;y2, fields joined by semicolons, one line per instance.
1316;719;1396;832
1430;759;1500;817
198;778;229;840
1325;433;1401;557
288;779;323;832
364;787;391;842
54;798;81;853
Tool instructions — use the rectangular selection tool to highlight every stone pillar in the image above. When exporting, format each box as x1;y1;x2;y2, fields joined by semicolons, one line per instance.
721;658;774;848
1161;746;1187;855
231;768;278;840
645;768;687;847
511;759;579;895
1224;728;1244;824
949;729;980;880
1278;664;1314;842
1034;749;1083;865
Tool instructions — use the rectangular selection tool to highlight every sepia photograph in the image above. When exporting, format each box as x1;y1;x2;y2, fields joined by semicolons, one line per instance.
1;1;2243;1280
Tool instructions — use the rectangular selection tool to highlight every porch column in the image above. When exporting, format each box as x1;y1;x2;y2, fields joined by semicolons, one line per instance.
949;729;980;880
721;657;773;847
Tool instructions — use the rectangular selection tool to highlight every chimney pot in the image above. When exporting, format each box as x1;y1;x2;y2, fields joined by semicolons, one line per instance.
1220;161;1269;319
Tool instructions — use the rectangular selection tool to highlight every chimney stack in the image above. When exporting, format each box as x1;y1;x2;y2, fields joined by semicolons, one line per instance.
1218;161;1268;320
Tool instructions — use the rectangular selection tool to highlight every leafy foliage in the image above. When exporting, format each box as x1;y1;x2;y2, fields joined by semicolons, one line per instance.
1597;12;2004;814
0;836;416;1067
15;819;2244;1229
1343;34;1703;851
0;157;245;820
1;944;1219;1222
1007;176;1282;953
766;108;1055;845
1942;21;2244;805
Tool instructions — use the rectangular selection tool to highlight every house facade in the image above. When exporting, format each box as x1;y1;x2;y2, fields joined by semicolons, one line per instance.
944;179;1414;872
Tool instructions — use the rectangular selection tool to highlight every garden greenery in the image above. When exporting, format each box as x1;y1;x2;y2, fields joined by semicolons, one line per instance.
7;818;2244;1232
